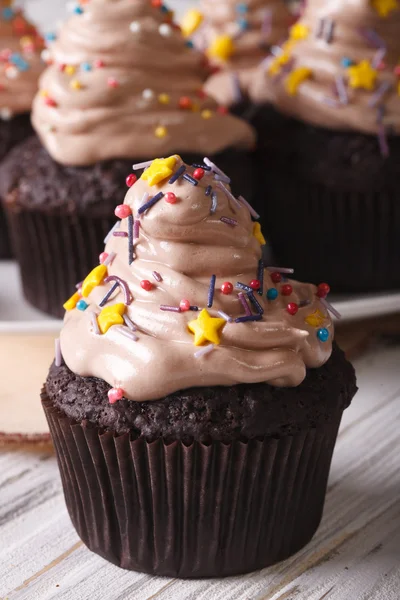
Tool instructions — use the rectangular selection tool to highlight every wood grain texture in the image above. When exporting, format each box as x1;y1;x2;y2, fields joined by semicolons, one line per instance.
0;343;399;600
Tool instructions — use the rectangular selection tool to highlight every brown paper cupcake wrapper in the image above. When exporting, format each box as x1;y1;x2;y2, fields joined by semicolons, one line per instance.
258;168;400;293
43;394;342;578
7;210;114;318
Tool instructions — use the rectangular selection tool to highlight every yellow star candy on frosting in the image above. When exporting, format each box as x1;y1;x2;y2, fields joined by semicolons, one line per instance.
285;67;312;96
81;264;107;297
268;52;291;76
372;0;398;17
289;23;309;41
188;309;226;346
181;9;203;37
305;309;326;328
207;35;235;62
141;155;178;186
63;291;81;311
98;303;126;335
253;222;266;245
347;60;377;90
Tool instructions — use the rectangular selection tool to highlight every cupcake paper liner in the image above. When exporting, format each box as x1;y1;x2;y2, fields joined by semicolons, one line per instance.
42;394;342;578
7;210;114;318
259;168;400;293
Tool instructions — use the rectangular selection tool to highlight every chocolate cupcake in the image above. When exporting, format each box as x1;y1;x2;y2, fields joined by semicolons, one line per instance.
42;155;357;578
182;0;292;111
248;0;400;292
0;0;255;317
0;3;44;258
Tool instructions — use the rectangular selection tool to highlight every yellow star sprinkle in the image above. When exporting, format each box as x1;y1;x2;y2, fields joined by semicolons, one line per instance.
285;67;312;96
141;155;178;186
63;291;81;311
201;109;213;119
154;125;168;139
268;52;291;76
81;264;107;298
98;303;126;335
207;35;235;62
305;309;326;327
188;309;226;346
181;9;204;37
65;65;76;76
289;23;309;41
158;93;170;104
70;79;83;90
372;0;398;17
253;222;266;245
347;60;377;90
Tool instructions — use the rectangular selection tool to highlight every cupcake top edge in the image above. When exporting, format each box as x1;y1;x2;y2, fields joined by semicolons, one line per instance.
59;154;335;404
248;0;400;141
31;0;255;167
0;2;44;119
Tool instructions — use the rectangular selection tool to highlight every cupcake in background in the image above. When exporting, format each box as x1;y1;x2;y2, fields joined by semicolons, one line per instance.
248;0;400;292
182;0;292;109
0;1;44;258
43;154;357;577
0;0;255;318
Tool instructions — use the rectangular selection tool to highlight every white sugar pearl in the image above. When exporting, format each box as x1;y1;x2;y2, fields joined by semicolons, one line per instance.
159;23;172;37
5;66;18;80
41;49;51;62
0;108;12;121
129;21;141;33
142;88;154;100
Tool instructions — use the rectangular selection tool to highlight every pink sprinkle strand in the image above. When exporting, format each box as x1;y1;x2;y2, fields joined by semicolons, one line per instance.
152;271;162;282
220;216;238;226
238;195;260;219
217;310;233;323
134;219;140;240
203;157;229;179
113;231;128;237
160;305;181;313
104;221;120;244
132;160;153;170
91;312;100;335
55;338;62;367
266;266;294;274
116;326;138;342
194;344;215;358
238;292;252;316
103;251;116;266
123;314;137;331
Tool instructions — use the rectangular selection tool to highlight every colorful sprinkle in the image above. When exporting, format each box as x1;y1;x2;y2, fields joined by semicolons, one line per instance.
287;302;299;315
116;327;138;342
98;303;126;334
108;387;124;404
235;314;262;323
165;192;177;204
207;274;216;308
247;292;264;315
152;271;162;282
99;282;119;307
168;164;186;184
104;275;132;305
188;309;226;346
91;312;100;335
238;292;252;316
267;288;278;300
115;204;132;219
180;299;191;312
194;344;215;359
217;310;234;322
221;281;233;295
76;299;88;311
81;264;107;297
220;216;238;226
126;174;137;187
160;305;181;313
54;338;62;367
138;191;164;214
317;327;330;342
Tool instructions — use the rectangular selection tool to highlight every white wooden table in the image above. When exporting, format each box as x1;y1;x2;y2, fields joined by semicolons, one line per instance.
1;342;399;600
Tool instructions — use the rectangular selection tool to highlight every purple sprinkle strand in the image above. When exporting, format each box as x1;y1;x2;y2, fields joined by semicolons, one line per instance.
138;191;164;215
183;173;199;186
261;8;272;36
238;292;252;316
128;214;134;265
116;326;138;342
335;75;348;105
325;19;335;43
220;216;238;226
257;259;264;296
160;305;181;313
104;275;132;305
152;271;162;282
168;164;186;184
132;159;153;170
190;305;199;311
91;312;100;335
247;292;264;315
123;314;137;331
207;274;216;308
214;173;231;184
299;299;311;308
368;81;392;108
235;314;262;323
267;266;294;274
192;163;212;171
134;219;140;240
372;47;386;69
322;96;341;108
217;310;233;323
75;280;83;290
203;157;229;179
104;221;120;244
320;297;342;319
378;124;389;157
236;281;253;293
205;185;212;196
99;281;119;307
316;18;324;38
358;27;386;49
194;344;215;358
55;338;62;367
113;231;128;237
210;191;218;214
238;195;260;220
103;251;116;266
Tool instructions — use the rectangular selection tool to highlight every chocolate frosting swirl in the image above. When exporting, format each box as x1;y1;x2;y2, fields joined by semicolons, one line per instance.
248;0;400;134
197;0;292;106
60;155;334;402
32;0;255;166
0;2;44;119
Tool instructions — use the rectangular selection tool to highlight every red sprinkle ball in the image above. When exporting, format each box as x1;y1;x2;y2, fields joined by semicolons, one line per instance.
99;252;108;264
270;272;282;284
165;192;177;204
179;96;192;110
180;299;191;311
249;279;260;290
286;302;299;316
317;283;330;298
220;281;233;295
107;77;119;88
126;173;137;187
151;0;162;6
94;59;105;68
193;168;205;180
141;280;153;291
281;284;293;296
108;387;124;404
217;106;228;115
114;204;132;219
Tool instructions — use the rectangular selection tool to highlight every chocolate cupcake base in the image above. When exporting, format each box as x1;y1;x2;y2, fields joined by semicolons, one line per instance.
1;136;255;318
252;107;400;293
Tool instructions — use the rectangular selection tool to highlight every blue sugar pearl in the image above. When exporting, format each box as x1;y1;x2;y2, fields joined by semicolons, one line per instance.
185;40;194;48
76;299;89;311
341;57;353;68
237;18;249;30
45;32;57;42
236;3;248;13
73;5;84;15
267;288;278;300
81;62;92;71
160;4;169;12
317;327;329;342
2;8;14;21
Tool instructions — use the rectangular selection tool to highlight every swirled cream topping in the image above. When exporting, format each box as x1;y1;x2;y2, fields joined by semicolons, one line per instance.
0;2;44;119
185;0;292;106
32;0;255;166
60;155;334;402
248;0;400;136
